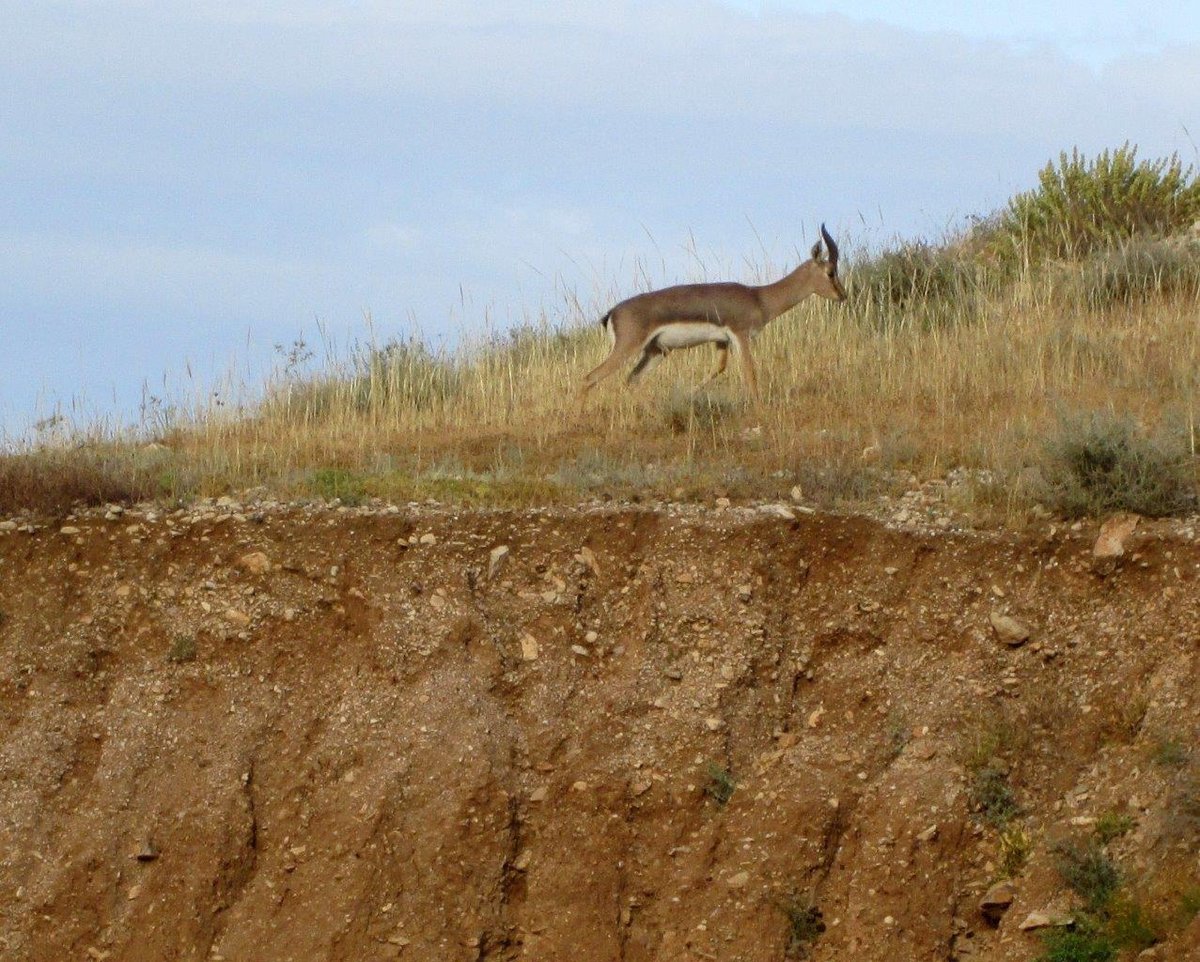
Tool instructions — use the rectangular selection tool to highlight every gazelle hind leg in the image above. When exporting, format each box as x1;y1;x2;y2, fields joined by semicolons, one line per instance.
626;342;665;385
700;342;729;386
578;330;643;399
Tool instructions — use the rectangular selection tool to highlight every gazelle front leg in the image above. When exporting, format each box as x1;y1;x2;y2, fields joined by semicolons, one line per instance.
730;332;762;404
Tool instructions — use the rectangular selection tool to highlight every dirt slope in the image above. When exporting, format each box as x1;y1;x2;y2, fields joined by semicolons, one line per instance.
1;500;1198;962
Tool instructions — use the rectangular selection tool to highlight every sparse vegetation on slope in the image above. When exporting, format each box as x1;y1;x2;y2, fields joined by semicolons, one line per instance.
2;145;1199;520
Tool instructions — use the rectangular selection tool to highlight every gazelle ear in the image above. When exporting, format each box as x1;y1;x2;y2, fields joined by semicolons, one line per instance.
811;240;824;262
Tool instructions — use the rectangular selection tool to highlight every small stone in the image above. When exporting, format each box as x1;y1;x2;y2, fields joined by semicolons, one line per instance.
127;884;141;900
989;611;1031;647
980;880;1016;925
715;497;731;508
520;634;539;661
236;551;271;575
1094;512;1139;559
630;776;653;797
487;545;510;580
575;546;601;576
224;608;251;628
1019;910;1074;931
0;520;17;532
572;780;589;792
60;525;81;536
760;503;796;521
419;532;437;545
529;786;547;802
512;850;532;871
134;840;159;862
570;645;589;657
429;594;446;610
916;824;938;843
584;631;599;644
790;485;803;502
704;717;724;731
807;704;825;728
726;871;750;888
884;566;899;576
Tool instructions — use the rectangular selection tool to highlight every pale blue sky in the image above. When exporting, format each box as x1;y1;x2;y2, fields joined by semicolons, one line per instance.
3;1;1198;440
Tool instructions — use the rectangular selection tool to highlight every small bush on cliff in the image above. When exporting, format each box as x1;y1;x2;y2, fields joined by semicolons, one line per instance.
1037;926;1116;962
703;763;736;807
1053;838;1121;912
778;895;825;959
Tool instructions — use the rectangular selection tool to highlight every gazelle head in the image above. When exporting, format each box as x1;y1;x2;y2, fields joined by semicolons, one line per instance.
808;223;847;301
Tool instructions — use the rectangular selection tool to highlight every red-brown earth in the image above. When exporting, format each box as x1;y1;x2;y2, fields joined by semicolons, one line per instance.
1;499;1197;961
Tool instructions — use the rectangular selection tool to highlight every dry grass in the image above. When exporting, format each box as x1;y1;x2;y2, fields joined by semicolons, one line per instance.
4;222;1200;519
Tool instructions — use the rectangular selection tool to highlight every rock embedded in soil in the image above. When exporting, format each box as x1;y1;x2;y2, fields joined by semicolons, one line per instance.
1019;909;1074;931
979;880;1015;925
235;551;272;575
520;633;539;661
1093;512;1139;559
989;611;1031;646
487;545;510;580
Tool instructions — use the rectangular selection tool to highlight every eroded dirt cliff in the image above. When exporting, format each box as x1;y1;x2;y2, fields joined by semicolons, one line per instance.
1;501;1198;961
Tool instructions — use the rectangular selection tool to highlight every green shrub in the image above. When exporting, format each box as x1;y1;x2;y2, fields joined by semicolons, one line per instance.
996;143;1200;263
1052;838;1120;912
1038;411;1196;518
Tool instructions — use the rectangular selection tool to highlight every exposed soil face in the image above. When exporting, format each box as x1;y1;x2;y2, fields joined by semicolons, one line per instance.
1;501;1198;962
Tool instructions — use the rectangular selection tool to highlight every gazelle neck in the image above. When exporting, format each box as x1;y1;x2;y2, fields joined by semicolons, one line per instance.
758;261;819;321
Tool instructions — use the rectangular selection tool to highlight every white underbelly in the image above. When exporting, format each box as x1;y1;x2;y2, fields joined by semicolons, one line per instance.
650;323;730;351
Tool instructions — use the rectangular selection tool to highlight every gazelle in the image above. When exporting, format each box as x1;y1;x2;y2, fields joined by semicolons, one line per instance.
579;224;847;402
